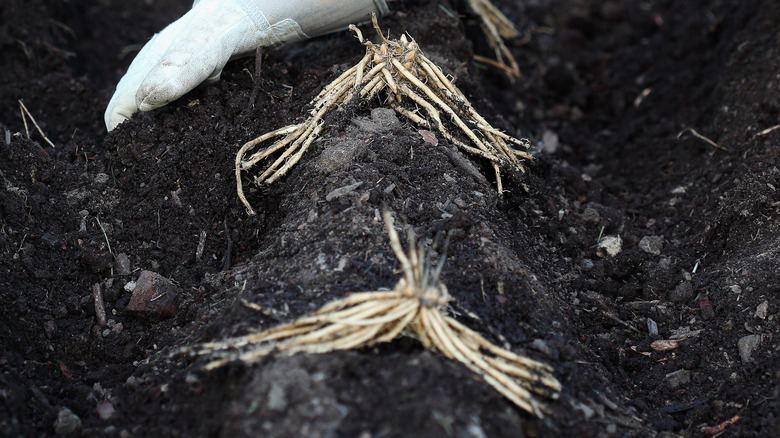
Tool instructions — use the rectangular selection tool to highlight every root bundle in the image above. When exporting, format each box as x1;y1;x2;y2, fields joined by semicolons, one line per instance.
236;15;531;214
186;212;560;417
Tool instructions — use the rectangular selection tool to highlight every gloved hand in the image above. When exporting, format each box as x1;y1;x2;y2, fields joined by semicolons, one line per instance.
105;0;389;131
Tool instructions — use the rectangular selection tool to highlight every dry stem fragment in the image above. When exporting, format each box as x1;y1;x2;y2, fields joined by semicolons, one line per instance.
92;283;107;327
677;127;728;151
18;99;56;148
236;15;532;214
185;212;560;417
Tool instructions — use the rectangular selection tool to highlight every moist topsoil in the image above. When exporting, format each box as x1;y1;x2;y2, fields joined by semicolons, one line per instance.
1;0;779;436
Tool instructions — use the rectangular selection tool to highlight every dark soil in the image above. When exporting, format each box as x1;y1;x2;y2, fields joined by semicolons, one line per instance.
2;0;779;436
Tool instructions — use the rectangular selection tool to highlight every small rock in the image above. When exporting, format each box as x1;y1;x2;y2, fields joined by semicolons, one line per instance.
54;407;82;435
127;271;180;320
639;235;663;255
729;285;742;294
755;300;769;320
465;422;487;438
651;339;679;351
664;369;690;389
125;376;139;390
596;235;622;258
669;326;702;340
571;400;596;420
325;181;363;201
541;129;559;154
579;258;594;270
94;173;109;185
96;401;115;420
531;339;559;360
45;320;56;339
698;295;716;320
114;253;131;276
111;322;124;334
670;281;695;303
185;374;200;385
737;334;762;363
418;129;438;146
267;382;287;411
647;318;658;337
581;207;601;224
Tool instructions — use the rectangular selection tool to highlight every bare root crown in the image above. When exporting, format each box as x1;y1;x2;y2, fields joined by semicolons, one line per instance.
184;212;560;417
236;15;532;214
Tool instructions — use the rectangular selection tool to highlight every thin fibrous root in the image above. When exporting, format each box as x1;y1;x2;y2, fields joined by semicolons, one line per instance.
183;211;560;417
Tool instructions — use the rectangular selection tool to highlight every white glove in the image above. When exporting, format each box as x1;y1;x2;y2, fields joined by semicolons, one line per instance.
105;0;389;131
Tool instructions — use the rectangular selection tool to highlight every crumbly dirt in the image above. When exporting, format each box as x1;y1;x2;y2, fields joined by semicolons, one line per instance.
1;0;779;436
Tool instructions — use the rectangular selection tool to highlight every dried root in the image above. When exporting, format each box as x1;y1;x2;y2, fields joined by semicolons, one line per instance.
467;0;522;78
184;212;560;417
236;15;532;214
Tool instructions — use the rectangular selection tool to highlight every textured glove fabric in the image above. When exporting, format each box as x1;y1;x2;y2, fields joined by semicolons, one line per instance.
105;0;388;131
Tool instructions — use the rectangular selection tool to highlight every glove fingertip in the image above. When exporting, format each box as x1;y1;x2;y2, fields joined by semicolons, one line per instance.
105;97;137;131
137;59;225;111
137;83;184;112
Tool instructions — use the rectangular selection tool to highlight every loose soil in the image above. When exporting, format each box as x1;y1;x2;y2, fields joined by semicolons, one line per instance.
1;0;779;436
